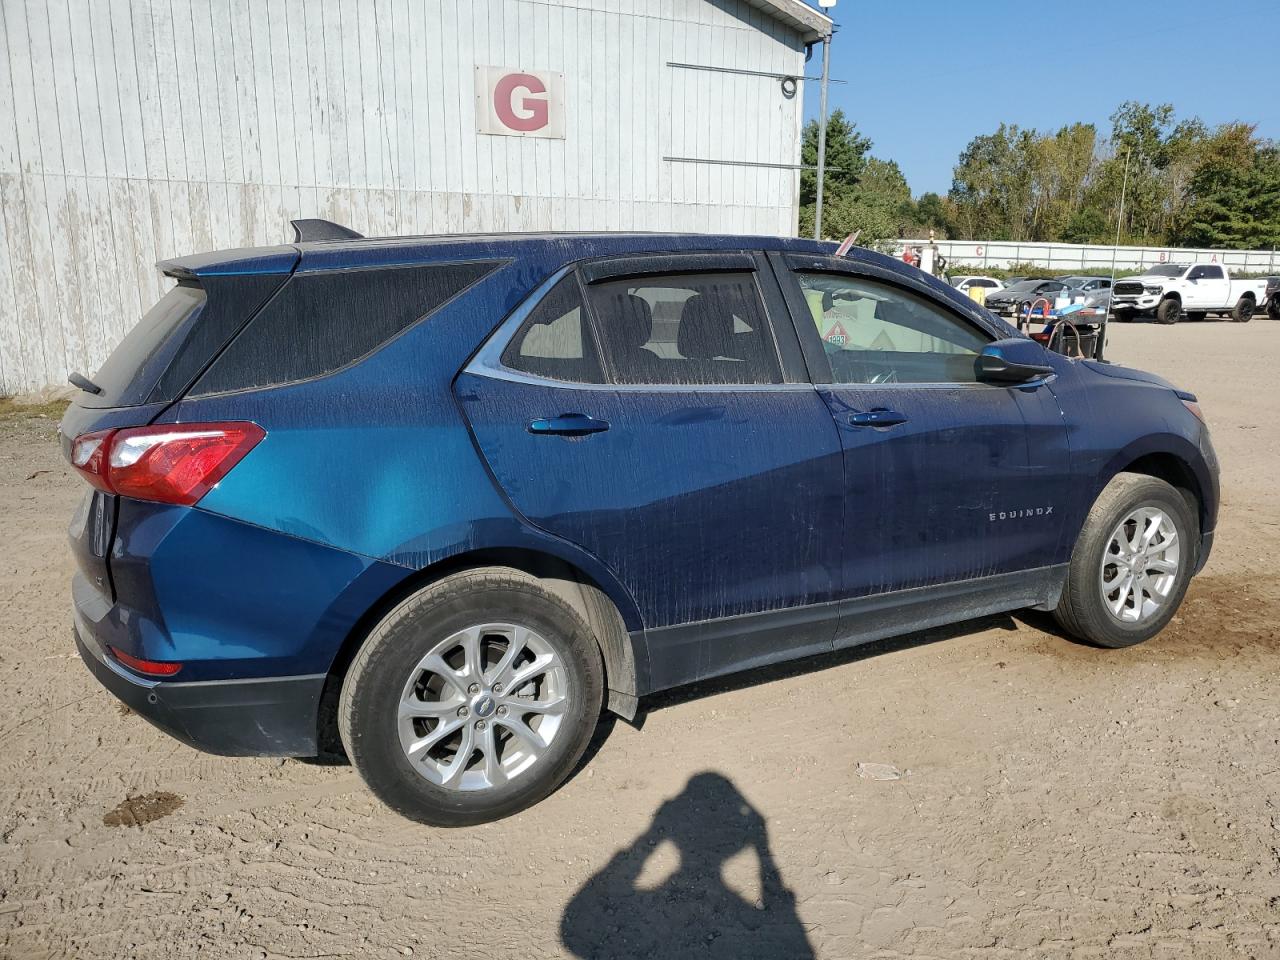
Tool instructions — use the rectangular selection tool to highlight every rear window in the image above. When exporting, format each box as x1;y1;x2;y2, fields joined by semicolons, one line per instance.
89;284;206;406
191;261;499;395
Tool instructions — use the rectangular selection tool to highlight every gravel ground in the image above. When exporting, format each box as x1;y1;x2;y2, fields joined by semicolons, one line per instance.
1;320;1278;959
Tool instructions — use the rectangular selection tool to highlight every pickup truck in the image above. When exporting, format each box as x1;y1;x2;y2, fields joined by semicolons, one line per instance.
1110;263;1268;324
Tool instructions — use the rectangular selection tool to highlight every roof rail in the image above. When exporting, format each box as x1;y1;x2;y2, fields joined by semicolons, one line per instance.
290;218;365;243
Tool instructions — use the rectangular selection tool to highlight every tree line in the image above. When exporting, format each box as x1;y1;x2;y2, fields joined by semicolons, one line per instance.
800;102;1280;250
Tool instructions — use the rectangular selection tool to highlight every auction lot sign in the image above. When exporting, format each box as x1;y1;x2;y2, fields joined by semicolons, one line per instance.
475;67;566;138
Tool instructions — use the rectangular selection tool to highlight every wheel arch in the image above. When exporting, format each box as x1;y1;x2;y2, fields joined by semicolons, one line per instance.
1097;438;1212;540
320;546;648;745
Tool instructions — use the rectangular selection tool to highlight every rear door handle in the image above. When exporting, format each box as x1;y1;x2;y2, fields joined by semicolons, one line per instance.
847;409;909;428
528;413;611;436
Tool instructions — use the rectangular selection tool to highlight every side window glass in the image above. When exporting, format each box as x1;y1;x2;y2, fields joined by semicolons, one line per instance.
585;272;782;385
1188;266;1204;280
796;272;991;385
501;276;604;383
193;261;498;394
1205;266;1224;280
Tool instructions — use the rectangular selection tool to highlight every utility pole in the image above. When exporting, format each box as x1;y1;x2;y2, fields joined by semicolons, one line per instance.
813;28;832;241
1100;147;1132;361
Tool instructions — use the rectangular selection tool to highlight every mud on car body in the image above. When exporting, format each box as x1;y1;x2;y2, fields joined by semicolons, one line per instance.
64;227;1219;825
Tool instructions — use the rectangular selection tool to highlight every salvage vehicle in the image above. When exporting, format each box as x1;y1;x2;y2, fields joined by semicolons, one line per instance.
63;224;1219;826
1059;276;1112;295
949;275;1004;295
983;278;1069;318
1110;263;1266;324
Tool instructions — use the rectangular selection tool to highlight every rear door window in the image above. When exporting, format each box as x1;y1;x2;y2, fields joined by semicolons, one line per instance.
584;272;782;385
192;261;499;395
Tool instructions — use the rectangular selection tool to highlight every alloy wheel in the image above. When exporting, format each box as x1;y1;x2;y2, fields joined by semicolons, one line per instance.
1099;506;1181;623
397;623;569;790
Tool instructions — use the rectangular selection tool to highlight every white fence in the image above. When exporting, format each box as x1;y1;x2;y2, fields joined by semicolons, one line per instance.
898;239;1280;274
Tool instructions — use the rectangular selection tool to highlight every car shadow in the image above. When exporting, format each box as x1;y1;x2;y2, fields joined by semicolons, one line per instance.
560;771;815;960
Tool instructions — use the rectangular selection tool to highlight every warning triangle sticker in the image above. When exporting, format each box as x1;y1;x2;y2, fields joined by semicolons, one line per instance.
824;320;849;346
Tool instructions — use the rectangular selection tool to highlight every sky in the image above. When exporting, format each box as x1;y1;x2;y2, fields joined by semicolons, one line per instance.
801;0;1280;197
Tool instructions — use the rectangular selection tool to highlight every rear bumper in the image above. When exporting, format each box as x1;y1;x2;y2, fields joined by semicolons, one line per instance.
74;616;324;757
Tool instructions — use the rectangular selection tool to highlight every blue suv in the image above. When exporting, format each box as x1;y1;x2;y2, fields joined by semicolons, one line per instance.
64;226;1219;825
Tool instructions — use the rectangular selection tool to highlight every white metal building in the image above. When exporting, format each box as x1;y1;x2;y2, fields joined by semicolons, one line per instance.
0;0;830;393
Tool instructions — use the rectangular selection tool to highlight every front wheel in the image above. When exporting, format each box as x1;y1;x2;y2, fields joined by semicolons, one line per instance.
339;568;605;825
1053;473;1198;648
1155;299;1182;324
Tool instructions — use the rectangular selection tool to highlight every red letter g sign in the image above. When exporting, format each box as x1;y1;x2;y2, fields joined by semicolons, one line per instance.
493;73;549;132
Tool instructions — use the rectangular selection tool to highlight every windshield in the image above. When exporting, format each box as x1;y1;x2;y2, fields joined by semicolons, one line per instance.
1146;264;1186;277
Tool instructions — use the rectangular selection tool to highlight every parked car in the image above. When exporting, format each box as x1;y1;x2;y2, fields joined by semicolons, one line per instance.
983;278;1069;318
1059;276;1113;295
1110;263;1267;324
1264;277;1280;320
950;275;1005;295
63;225;1219;826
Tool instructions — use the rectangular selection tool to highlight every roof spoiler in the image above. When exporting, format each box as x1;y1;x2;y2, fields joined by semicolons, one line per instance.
290;218;364;243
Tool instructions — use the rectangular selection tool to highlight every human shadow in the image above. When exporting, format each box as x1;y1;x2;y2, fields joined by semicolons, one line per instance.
560;772;815;960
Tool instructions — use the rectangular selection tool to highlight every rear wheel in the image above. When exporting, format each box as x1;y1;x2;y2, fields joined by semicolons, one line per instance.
1268;295;1280;320
1230;297;1255;323
1155;298;1182;325
1053;473;1197;648
339;567;604;825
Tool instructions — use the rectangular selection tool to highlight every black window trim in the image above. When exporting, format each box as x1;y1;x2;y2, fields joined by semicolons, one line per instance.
578;251;757;285
768;252;1009;388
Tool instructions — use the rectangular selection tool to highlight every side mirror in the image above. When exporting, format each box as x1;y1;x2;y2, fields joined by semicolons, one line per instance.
976;338;1056;384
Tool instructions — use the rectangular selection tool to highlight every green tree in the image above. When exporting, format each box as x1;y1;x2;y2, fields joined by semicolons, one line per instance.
1176;131;1280;248
798;111;924;242
799;109;871;213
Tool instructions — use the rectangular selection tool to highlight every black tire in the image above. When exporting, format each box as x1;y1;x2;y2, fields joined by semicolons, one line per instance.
1111;308;1133;323
1187;311;1207;323
339;567;605;826
1230;297;1254;323
1155;298;1181;325
1268;295;1280;321
1053;473;1198;648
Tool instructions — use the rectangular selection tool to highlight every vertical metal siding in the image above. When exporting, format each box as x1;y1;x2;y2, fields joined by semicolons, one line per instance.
0;0;808;392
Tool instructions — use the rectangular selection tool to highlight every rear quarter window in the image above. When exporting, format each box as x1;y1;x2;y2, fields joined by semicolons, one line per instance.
90;284;206;405
191;261;499;395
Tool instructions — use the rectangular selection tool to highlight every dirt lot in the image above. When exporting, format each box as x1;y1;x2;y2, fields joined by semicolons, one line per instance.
2;321;1278;960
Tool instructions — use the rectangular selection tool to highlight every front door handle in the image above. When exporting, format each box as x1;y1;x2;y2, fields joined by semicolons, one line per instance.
528;413;611;436
847;409;909;428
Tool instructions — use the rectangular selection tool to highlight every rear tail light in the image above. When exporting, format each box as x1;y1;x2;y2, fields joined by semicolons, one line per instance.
69;422;264;506
108;645;182;677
